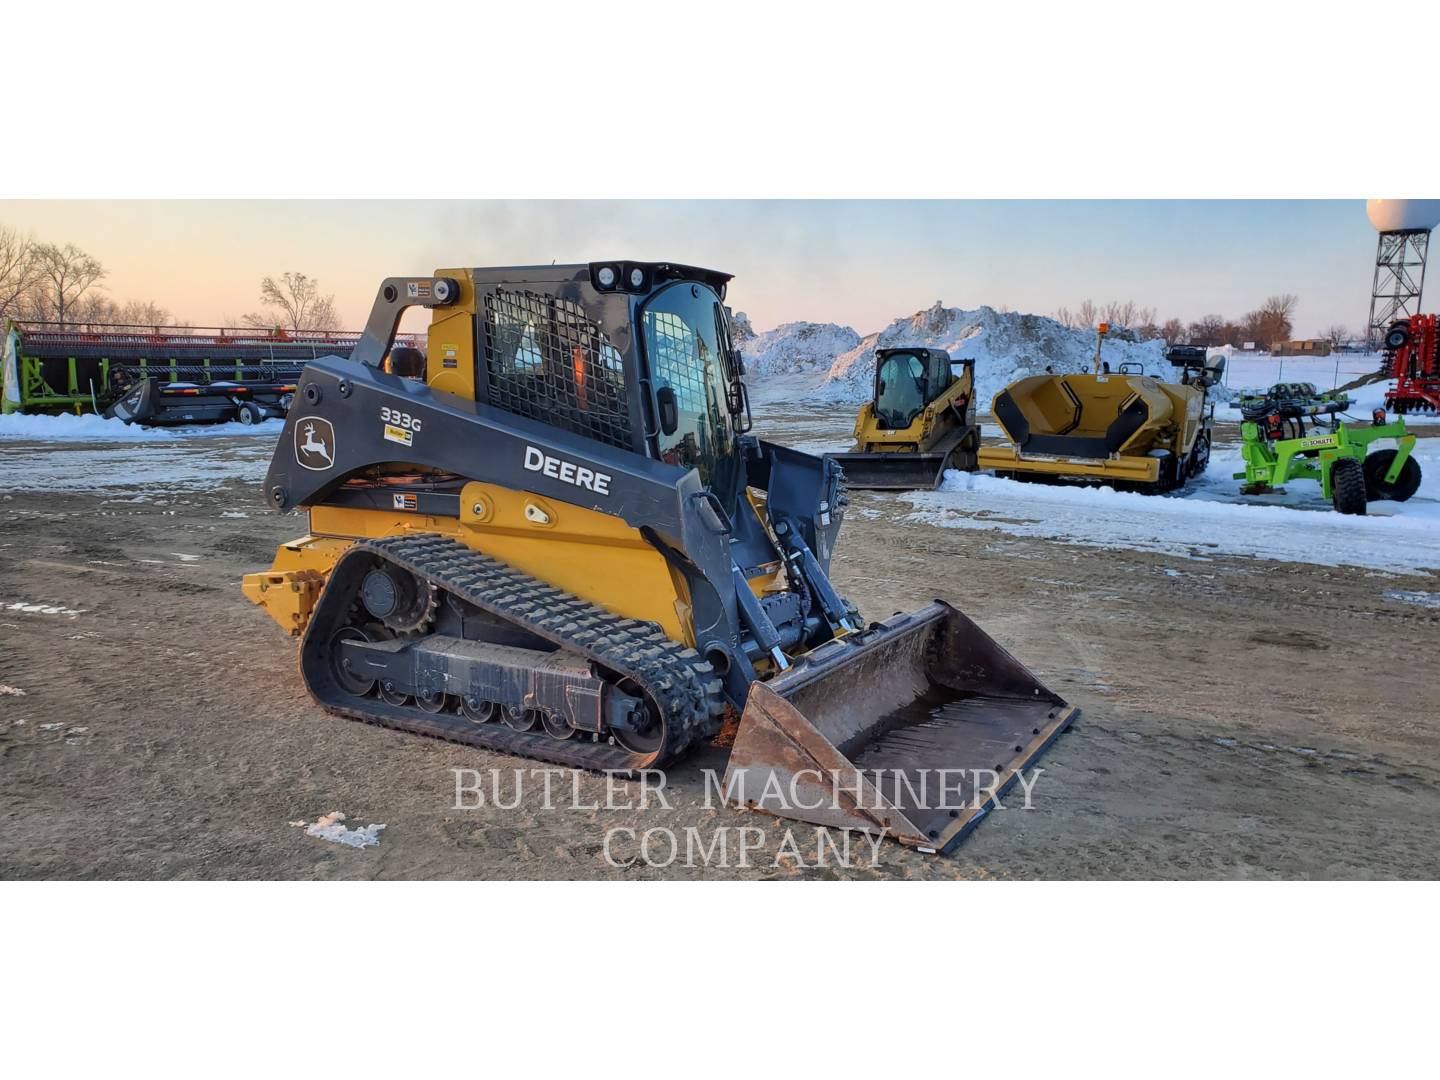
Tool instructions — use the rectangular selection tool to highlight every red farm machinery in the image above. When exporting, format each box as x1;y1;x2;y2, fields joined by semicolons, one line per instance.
1383;315;1440;416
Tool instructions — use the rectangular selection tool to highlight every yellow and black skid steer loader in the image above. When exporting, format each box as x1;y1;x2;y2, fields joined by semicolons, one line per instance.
977;326;1221;493
829;348;980;490
242;263;1076;852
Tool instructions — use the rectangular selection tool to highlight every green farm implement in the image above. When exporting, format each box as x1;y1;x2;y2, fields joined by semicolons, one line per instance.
1233;394;1421;515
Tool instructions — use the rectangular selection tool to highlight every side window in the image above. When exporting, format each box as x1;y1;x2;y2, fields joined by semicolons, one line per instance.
640;283;740;504
483;290;632;450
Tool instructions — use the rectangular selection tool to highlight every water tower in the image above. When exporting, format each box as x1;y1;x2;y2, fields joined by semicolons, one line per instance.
1367;199;1440;345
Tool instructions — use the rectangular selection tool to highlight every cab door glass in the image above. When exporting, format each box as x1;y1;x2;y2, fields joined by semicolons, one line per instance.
640;283;741;505
874;352;928;429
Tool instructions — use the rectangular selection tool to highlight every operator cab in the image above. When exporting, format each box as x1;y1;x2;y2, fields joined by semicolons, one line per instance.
873;348;955;429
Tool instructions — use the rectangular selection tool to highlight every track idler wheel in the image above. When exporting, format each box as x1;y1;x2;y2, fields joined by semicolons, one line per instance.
611;692;665;756
330;626;376;697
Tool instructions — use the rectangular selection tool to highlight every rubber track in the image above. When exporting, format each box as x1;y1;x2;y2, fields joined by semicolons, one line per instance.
303;533;725;772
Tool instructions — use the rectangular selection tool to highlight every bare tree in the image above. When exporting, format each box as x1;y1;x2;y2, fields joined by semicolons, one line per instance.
1323;324;1348;348
65;293;121;326
242;272;339;332
28;242;107;324
1056;299;1155;331
0;225;41;322
1188;314;1226;347
1100;300;1155;331
1160;317;1187;344
1241;310;1266;347
116;299;174;326
65;294;175;328
1256;293;1298;347
1054;299;1101;329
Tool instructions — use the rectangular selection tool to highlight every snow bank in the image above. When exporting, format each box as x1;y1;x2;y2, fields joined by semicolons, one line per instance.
290;811;386;849
822;302;1171;407
0;411;284;441
741;321;861;377
10;444;273;492
902;444;1440;575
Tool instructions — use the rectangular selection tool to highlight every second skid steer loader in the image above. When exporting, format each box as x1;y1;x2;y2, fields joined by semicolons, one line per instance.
830;348;980;490
242;262;1075;852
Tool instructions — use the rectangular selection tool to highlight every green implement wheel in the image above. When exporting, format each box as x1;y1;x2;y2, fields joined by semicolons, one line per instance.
1331;457;1368;515
1363;449;1422;503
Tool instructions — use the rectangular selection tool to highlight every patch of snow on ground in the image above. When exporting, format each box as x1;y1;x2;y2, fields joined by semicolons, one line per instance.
1384;589;1440;608
291;811;386;849
0;411;284;441
902;444;1440;575
4;600;85;616
8;444;273;492
0;685;27;697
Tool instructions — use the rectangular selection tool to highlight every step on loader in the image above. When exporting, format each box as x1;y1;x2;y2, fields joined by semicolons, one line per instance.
828;348;980;490
242;263;1075;853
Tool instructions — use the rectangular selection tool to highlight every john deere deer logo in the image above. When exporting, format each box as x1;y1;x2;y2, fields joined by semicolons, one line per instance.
295;417;336;471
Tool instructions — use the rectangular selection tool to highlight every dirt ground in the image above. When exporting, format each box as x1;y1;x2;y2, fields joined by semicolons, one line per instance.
2;418;1438;880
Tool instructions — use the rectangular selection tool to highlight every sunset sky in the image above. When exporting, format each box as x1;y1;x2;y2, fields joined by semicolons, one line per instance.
0;200;1387;337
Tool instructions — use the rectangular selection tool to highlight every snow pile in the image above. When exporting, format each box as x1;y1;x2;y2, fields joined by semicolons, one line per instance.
821;302;1170;407
290;811;386;849
0;411;283;441
729;310;757;345
741;321;861;377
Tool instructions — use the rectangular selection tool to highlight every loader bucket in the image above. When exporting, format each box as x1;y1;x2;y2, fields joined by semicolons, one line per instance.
828;451;950;490
724;602;1076;853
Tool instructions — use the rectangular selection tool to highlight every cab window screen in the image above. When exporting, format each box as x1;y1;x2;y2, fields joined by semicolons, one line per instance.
483;290;632;449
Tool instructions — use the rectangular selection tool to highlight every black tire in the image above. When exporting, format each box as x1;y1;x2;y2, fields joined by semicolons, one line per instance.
1189;430;1212;479
1385;323;1411;351
1363;449;1422;502
1155;451;1181;491
1331;457;1367;515
236;401;263;425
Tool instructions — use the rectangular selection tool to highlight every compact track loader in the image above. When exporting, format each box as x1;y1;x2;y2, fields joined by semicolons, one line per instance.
977;329;1220;492
829;348;979;489
242;263;1075;852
